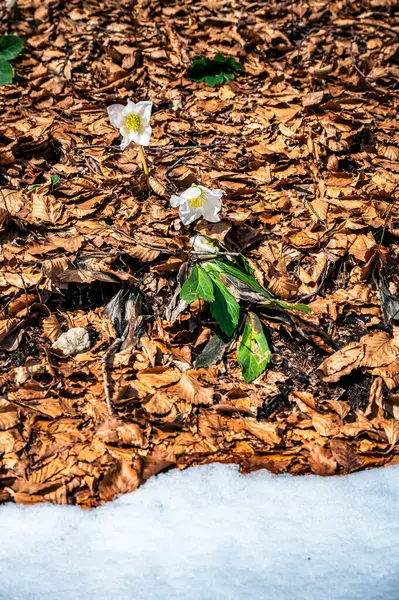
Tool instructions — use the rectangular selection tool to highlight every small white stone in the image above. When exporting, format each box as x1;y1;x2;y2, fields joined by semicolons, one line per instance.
52;327;91;356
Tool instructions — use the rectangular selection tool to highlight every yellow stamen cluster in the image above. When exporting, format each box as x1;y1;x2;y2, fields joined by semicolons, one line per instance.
188;189;206;209
125;113;141;132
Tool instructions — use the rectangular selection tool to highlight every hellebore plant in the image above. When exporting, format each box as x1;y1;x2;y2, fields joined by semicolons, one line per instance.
107;99;153;175
106;99;312;384
171;191;311;382
170;184;223;225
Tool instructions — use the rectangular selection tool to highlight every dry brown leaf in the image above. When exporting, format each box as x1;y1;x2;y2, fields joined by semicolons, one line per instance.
136;367;181;389
32;193;64;224
42;314;63;342
329;439;363;472
99;460;140;502
171;372;214;406
309;445;337;475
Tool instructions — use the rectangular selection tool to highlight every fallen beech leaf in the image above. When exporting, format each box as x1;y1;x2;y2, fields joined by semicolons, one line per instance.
317;341;362;382
309;445;337;476
96;418;144;447
172;372;214;405
137;367;181;389
42;314;63;342
243;419;280;446
0;408;19;430
302;90;324;107
365;377;383;420
361;332;396;368
99;460;140;502
329;439;363;472
32;193;63;224
382;421;399;448
143;391;174;415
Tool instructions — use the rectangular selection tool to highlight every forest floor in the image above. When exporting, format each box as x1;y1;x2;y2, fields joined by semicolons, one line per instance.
0;0;399;507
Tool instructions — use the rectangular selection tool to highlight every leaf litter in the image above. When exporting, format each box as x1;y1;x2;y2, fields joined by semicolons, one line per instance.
0;0;399;506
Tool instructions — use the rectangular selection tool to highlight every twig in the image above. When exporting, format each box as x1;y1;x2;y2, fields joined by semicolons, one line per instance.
73;137;254;154
349;40;383;96
297;263;330;303
105;226;242;256
164;154;190;192
102;337;122;416
74;145;122;151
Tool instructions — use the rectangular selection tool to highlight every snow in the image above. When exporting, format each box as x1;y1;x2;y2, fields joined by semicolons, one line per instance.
0;463;398;600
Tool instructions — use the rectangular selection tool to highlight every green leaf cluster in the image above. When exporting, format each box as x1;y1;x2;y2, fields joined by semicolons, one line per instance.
0;35;24;86
186;53;241;87
180;258;312;383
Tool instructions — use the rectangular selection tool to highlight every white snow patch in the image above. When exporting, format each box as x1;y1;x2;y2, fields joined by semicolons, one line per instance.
0;463;398;600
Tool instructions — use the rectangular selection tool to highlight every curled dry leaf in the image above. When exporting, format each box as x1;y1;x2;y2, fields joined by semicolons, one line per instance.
171;372;214;406
96;418;144;447
309;445;337;476
99;460;140;502
42;314;63;342
329;439;363;473
136;367;181;389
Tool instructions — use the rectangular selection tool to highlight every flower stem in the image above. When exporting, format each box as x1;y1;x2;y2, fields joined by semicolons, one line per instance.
138;145;149;176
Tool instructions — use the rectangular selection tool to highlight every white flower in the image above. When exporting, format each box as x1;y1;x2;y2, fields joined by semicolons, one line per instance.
6;0;16;7
190;235;218;254
107;99;152;150
170;184;223;226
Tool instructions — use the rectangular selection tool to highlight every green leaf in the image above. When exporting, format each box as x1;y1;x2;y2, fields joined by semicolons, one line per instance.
0;58;14;86
0;35;24;61
235;255;255;276
180;265;214;304
205;260;312;314
187;53;241;87
208;276;240;337
205;74;220;87
237;312;271;383
274;300;312;314
51;174;60;188
204;260;271;299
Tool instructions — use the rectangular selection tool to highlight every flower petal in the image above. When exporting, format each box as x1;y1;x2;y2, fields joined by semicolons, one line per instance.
136;101;153;124
180;186;202;200
120;134;131;151
107;104;125;128
137;125;152;146
200;186;223;202
127;132;139;145
190;235;217;253
179;203;202;225
170;194;185;207
210;188;224;199
122;100;137;118
202;199;221;223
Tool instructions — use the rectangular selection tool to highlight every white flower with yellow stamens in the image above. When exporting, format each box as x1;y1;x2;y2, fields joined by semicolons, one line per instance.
190;235;218;254
107;100;153;150
170;184;223;226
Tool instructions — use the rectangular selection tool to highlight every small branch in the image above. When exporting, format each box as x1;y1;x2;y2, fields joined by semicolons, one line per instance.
105;226;242;256
102;337;122;416
73;136;255;154
74;145;122;151
297;263;330;303
349;40;383;96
